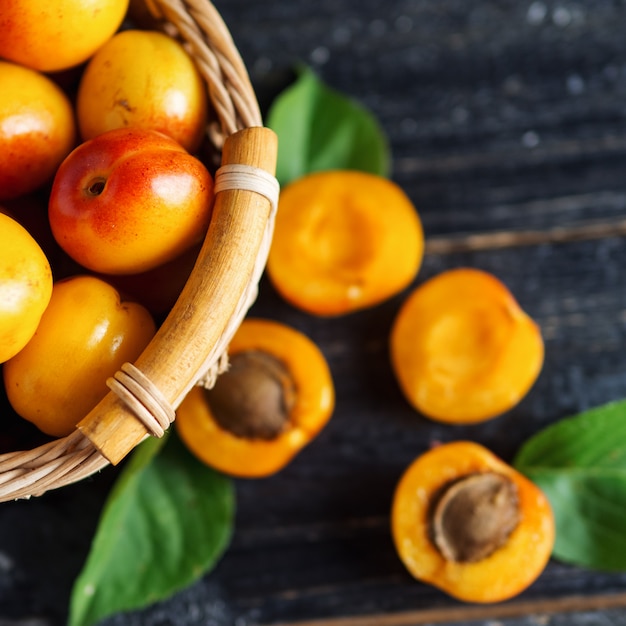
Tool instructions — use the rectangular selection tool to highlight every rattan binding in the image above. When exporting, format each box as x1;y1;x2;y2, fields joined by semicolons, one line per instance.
0;0;278;502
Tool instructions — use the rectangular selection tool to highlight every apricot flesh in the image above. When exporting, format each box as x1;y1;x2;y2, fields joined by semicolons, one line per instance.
390;267;544;423
267;170;423;316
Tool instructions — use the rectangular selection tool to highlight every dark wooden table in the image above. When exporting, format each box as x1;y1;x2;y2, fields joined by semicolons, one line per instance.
4;0;626;624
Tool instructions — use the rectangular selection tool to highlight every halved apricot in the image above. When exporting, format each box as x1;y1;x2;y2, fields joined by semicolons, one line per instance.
390;268;544;424
391;441;555;603
176;318;335;477
266;170;424;316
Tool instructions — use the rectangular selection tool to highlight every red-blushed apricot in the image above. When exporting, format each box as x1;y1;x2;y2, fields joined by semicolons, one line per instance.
48;128;214;275
390;268;544;424
176;318;335;477
266;170;424;316
0;61;77;201
391;441;555;603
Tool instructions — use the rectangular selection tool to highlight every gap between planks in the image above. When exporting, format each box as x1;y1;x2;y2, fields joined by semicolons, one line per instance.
424;219;626;255
269;592;626;626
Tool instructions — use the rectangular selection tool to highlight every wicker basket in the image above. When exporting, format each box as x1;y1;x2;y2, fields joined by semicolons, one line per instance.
0;0;278;502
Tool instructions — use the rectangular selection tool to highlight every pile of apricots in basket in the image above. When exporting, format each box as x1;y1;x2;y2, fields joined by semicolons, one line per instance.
0;0;554;607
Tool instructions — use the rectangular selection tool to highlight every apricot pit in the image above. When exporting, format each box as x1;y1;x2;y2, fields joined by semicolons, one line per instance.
207;350;296;440
431;472;520;563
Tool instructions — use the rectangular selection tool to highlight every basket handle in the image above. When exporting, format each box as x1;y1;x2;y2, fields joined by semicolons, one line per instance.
77;126;278;465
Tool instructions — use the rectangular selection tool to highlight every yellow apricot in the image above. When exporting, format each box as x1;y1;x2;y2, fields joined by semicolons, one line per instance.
0;213;53;363
0;0;129;72
76;29;208;153
3;275;156;437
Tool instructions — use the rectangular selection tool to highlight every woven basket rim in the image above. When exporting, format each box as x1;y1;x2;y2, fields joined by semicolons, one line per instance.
0;0;276;502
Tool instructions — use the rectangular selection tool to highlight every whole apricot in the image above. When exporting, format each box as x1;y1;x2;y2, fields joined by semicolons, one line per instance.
0;0;129;72
0;212;53;364
77;29;208;153
48;128;214;275
3;275;156;437
0;61;76;201
390;268;544;424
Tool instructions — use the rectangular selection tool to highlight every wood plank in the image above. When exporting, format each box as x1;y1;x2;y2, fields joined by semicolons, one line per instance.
270;593;626;626
4;1;626;624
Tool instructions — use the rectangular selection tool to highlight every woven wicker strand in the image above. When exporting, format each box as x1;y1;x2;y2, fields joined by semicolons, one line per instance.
144;0;262;137
0;0;277;503
106;363;176;438
0;431;110;501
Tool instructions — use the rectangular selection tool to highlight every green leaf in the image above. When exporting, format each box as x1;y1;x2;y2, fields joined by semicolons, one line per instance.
266;66;391;186
514;399;626;571
69;432;235;626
